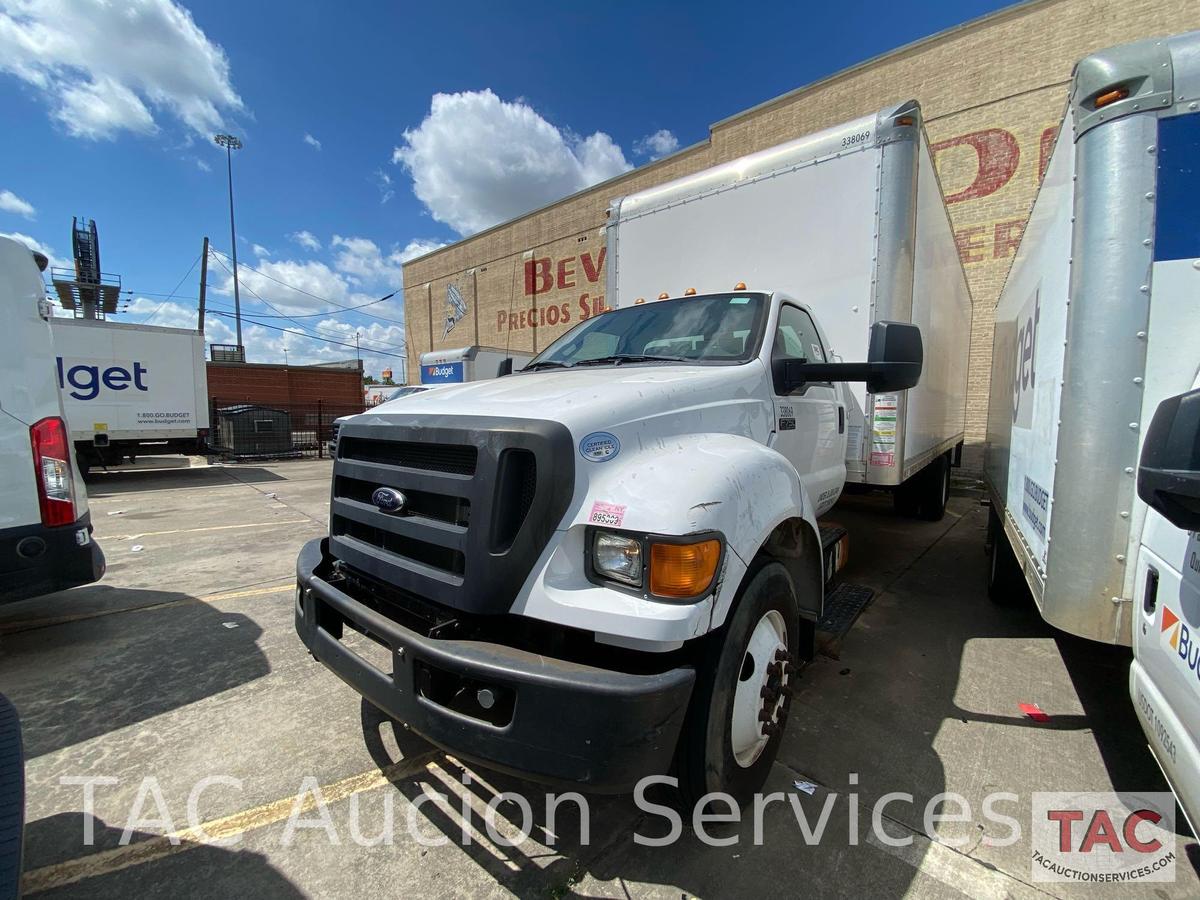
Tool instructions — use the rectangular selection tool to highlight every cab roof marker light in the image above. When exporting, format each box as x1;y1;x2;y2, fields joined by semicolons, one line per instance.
1094;86;1130;108
684;287;697;296
734;281;747;290
658;291;670;300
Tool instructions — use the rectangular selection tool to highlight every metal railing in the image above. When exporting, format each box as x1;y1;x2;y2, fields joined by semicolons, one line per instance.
207;398;363;460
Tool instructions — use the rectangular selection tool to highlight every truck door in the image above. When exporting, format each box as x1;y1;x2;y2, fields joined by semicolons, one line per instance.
770;304;844;515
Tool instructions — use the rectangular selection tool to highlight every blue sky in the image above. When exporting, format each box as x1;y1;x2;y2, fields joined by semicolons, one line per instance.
0;0;1013;378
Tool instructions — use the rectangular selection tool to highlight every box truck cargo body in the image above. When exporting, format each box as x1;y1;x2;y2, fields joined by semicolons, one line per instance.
983;31;1200;830
48;317;209;472
606;100;972;498
418;346;535;385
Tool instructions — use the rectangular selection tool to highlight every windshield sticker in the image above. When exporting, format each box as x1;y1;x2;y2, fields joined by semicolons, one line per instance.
729;296;751;304
589;501;626;527
580;431;621;462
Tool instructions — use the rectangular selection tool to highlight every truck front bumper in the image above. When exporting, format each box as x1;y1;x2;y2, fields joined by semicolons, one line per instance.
295;538;695;793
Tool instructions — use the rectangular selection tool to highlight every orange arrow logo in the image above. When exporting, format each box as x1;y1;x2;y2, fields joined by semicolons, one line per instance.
1163;607;1179;633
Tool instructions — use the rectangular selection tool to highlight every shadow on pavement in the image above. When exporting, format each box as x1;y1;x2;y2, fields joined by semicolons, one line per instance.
21;813;303;897
0;589;270;759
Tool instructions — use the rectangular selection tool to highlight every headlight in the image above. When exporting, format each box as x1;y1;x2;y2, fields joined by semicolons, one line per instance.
592;531;643;586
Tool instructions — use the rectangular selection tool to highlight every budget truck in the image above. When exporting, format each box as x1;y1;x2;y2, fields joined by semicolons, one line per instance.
49;317;209;475
296;100;970;802
983;31;1200;830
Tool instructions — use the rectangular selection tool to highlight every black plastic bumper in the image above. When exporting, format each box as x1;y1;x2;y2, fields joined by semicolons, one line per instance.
295;538;694;793
0;514;105;605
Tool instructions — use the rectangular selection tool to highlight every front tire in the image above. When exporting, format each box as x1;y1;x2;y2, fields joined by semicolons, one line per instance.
676;561;800;810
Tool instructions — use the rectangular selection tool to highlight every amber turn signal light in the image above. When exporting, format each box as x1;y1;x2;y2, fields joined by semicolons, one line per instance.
1094;86;1129;108
649;539;721;599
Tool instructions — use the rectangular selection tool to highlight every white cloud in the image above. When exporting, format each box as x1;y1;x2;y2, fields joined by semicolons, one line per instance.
0;189;35;218
251;243;270;258
330;235;443;287
0;188;36;218
373;168;393;205
1;230;67;269
0;0;244;140
289;230;321;251
303;132;321;150
392;89;632;236
195;157;211;172
634;128;679;160
215;256;351;316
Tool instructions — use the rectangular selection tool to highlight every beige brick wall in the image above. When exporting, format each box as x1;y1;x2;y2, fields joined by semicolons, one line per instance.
404;0;1200;469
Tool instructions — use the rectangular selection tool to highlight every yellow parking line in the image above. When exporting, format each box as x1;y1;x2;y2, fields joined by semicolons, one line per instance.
0;584;294;635
109;520;314;541
22;751;442;895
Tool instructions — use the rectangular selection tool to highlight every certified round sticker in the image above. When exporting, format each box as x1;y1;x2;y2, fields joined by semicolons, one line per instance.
579;431;620;462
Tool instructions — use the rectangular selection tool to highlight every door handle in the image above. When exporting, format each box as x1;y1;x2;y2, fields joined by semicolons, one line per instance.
838;406;845;434
1143;566;1159;615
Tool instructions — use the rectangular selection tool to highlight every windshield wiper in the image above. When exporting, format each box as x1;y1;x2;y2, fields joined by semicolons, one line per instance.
573;354;689;367
522;360;571;371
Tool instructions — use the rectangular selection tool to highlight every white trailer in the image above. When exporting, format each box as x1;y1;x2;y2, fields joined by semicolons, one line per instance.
983;32;1200;829
607;100;972;515
418;345;534;385
49;317;209;473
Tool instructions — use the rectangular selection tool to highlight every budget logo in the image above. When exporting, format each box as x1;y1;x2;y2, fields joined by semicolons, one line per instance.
1163;605;1182;651
1031;792;1175;883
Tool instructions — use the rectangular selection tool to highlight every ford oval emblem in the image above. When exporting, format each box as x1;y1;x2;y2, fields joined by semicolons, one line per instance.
371;487;407;513
579;431;620;462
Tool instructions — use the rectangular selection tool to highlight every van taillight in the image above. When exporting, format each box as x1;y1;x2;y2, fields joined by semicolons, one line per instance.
30;416;76;527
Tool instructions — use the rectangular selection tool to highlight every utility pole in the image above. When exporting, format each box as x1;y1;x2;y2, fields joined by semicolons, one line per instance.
355;331;361;363
197;236;209;333
214;133;244;351
283;346;289;367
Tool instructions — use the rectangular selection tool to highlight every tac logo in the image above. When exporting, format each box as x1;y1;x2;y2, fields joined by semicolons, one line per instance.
1031;792;1175;883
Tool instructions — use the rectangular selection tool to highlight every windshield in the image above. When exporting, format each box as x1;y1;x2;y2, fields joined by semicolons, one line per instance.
526;293;766;369
386;386;427;400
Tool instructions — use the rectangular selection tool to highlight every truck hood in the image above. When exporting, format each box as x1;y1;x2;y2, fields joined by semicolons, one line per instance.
362;363;774;445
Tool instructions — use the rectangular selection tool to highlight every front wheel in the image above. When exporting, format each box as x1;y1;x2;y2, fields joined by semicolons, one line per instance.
675;561;800;810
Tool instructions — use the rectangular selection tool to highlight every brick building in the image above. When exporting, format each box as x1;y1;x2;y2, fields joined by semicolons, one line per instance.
206;361;364;411
402;0;1200;468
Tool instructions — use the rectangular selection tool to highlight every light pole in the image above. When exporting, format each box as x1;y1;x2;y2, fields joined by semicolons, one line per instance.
283;346;289;367
214;133;244;350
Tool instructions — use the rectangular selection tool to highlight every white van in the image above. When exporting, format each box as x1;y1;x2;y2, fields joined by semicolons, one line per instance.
0;236;105;603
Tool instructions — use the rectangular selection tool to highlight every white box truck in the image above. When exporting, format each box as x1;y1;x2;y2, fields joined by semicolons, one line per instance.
296;101;964;804
983;32;1200;829
607;99;973;516
418;345;535;385
48;317;209;474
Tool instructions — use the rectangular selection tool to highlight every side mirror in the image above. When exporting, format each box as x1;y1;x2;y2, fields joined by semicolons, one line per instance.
777;321;923;394
1138;387;1200;530
498;357;514;377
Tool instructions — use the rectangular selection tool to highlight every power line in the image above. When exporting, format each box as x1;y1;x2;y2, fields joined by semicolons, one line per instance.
204;307;407;360
208;246;407;327
138;253;201;324
207;250;406;353
123;287;398;318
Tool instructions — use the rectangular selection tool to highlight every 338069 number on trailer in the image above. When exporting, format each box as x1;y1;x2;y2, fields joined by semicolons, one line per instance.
983;30;1200;833
295;102;967;805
